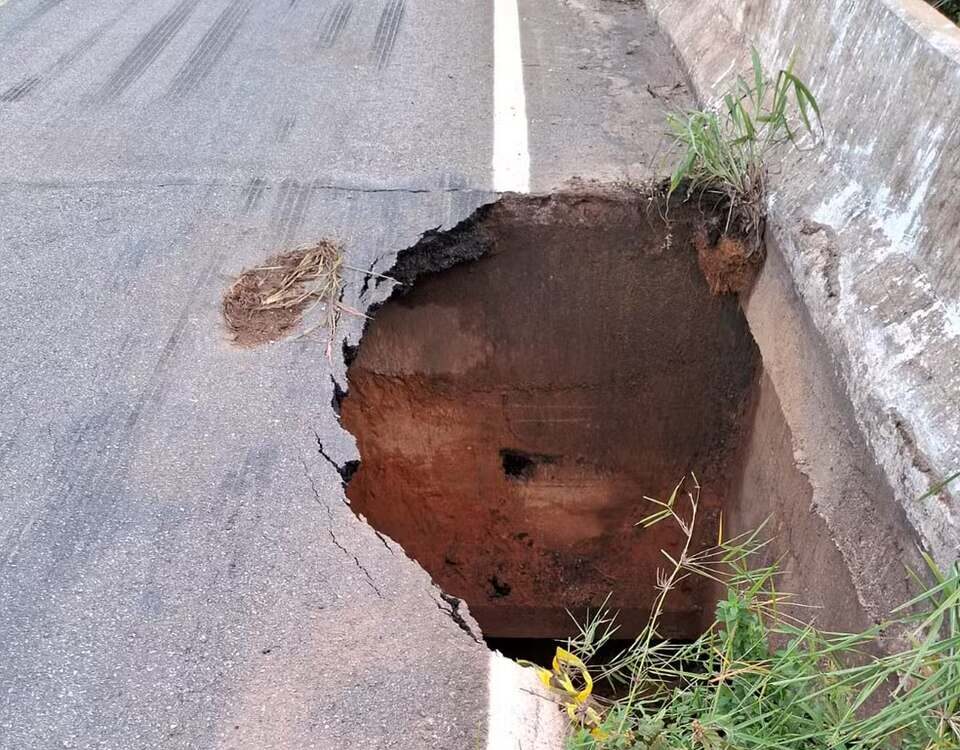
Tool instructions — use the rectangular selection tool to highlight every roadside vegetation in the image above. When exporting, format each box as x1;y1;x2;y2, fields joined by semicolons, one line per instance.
524;477;960;750
666;50;821;254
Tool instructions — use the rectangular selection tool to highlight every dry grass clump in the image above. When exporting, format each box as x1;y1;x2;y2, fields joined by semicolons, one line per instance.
223;240;363;352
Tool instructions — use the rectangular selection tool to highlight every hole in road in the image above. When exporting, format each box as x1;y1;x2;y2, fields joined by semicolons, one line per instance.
338;188;808;663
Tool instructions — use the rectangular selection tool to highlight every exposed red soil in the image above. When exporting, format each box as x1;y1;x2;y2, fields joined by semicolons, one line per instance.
341;191;761;639
223;250;311;347
694;229;761;295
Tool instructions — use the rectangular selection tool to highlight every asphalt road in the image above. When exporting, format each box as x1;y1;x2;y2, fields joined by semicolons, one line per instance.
0;1;687;747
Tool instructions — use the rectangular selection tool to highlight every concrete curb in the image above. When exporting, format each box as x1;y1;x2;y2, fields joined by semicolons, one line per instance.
485;653;568;750
644;0;960;572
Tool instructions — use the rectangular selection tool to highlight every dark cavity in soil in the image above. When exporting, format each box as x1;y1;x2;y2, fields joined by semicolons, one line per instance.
339;188;765;647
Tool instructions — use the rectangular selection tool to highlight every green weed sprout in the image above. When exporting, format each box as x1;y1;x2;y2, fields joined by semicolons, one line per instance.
667;50;822;250
536;476;960;750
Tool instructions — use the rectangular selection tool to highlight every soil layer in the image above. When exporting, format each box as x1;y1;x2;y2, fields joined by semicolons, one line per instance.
341;190;762;638
695;230;761;295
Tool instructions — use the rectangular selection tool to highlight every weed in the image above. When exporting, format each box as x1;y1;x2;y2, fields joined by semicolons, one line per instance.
918;470;960;503
667;50;821;251
527;477;960;750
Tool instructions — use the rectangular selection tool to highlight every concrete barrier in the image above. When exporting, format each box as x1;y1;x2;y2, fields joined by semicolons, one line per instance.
646;0;960;612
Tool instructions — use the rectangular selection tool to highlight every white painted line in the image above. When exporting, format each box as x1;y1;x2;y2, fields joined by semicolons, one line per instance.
493;0;530;193
486;652;566;750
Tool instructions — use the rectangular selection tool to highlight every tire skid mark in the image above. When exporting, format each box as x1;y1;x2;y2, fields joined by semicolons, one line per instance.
220;446;276;533
123;246;225;437
371;0;405;69
1;184;222;574
116;179;222;441
1;408;110;567
270;178;317;243
270;178;299;234
60;410;118;502
241;176;268;213
316;0;353;49
96;0;198;102
275;112;297;143
2;10;129;104
25;0;64;22
110;238;150;290
284;181;317;243
0;75;42;102
16;0;64;30
0;0;63;43
6;248;224;569
167;0;252;98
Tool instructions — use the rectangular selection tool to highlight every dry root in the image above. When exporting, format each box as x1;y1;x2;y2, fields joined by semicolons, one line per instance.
222;240;363;353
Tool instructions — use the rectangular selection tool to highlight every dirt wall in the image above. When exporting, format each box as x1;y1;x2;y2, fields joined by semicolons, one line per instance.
342;191;760;638
723;371;872;633
731;242;925;628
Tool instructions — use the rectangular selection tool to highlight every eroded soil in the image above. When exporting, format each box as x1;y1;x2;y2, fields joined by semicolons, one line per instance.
340;189;761;639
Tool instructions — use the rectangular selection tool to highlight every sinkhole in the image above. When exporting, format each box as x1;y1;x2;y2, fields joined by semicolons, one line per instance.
338;188;824;649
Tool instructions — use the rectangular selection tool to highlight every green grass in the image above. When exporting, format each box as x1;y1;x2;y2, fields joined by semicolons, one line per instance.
666;50;821;251
545;477;960;750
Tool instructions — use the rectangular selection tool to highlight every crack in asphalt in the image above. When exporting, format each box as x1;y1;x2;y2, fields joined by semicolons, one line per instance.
300;454;383;598
326;527;383;598
371;529;393;553
315;434;346;476
314;432;359;485
313;428;393;555
433;592;481;643
359;257;382;299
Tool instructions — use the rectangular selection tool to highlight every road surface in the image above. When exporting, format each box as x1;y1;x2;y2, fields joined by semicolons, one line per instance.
0;0;687;747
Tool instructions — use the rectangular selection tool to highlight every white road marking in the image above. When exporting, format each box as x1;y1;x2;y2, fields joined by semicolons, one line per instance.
493;0;530;193
485;651;566;750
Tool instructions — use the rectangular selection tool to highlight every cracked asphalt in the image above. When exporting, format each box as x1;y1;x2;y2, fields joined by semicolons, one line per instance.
0;0;688;747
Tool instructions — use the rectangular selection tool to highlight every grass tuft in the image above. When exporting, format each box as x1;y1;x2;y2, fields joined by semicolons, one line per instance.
529;476;960;750
667;50;822;252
